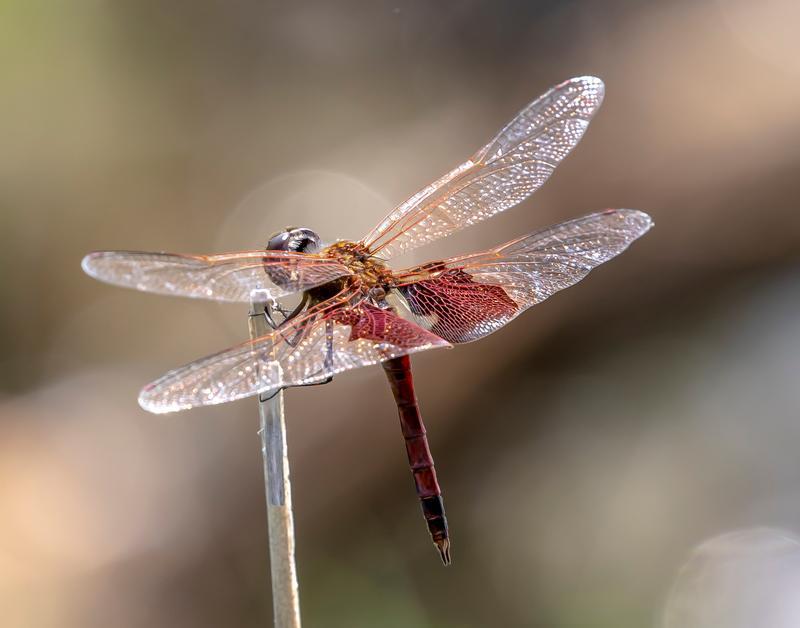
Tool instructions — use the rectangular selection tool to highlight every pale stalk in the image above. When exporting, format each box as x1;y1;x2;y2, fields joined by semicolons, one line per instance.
248;295;301;628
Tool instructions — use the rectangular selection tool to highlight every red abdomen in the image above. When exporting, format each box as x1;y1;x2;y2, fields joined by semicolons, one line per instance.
382;355;450;565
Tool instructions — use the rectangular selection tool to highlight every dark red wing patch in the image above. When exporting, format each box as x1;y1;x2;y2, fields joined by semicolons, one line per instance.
329;303;449;349
400;269;519;344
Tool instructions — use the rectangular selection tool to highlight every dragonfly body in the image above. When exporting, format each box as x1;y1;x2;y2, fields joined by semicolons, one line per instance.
82;76;653;563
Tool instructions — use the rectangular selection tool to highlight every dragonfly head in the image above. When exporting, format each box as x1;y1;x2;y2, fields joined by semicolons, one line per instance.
266;227;322;254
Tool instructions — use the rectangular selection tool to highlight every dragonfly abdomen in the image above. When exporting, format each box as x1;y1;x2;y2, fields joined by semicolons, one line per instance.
382;355;451;565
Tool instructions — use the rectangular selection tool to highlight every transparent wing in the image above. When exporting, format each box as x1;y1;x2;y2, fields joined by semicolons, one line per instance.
361;76;605;258
81;250;353;302
394;209;653;343
138;301;450;414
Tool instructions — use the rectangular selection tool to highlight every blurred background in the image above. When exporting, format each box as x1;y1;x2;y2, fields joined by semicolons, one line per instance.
2;1;800;626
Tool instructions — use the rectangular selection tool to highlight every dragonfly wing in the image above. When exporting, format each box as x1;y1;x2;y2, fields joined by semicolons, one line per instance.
361;76;605;258
138;302;449;414
394;209;653;343
81;250;353;302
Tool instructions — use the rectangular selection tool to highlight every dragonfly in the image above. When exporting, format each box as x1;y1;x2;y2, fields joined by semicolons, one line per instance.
82;76;652;565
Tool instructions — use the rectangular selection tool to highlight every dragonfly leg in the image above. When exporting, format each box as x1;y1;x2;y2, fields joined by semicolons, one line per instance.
313;318;335;384
289;317;335;387
254;295;315;400
264;306;336;390
323;317;334;371
263;305;281;330
263;293;310;333
284;292;310;322
265;294;314;350
259;292;349;394
258;388;283;402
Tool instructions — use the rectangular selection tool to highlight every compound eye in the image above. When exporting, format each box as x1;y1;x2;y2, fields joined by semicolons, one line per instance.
289;228;321;254
266;231;293;251
266;227;321;253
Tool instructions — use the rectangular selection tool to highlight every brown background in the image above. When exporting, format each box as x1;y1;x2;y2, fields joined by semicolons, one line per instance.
2;1;800;626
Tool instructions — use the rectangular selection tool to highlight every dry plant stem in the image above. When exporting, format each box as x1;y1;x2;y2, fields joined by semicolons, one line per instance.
249;297;302;628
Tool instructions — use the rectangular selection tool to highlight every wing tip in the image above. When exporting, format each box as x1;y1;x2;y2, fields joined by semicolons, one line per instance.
562;75;605;99
138;392;188;415
138;379;197;414
138;386;170;414
81;251;103;278
547;76;604;118
602;208;654;238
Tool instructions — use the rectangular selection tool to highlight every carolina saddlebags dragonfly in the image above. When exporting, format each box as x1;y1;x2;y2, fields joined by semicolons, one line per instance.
82;76;653;564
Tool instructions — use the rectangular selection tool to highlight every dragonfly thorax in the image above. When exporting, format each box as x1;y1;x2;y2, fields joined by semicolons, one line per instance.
323;240;394;294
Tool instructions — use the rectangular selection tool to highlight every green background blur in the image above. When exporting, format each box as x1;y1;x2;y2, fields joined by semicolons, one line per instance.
2;1;800;627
